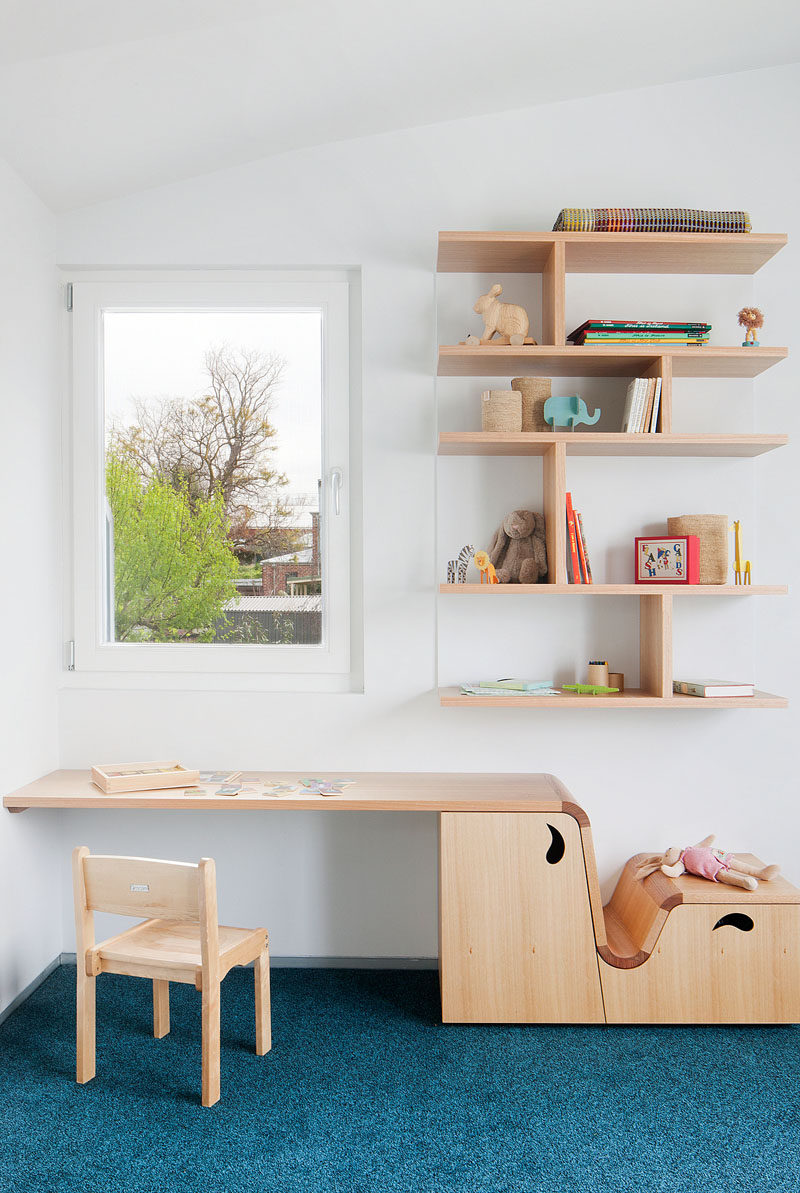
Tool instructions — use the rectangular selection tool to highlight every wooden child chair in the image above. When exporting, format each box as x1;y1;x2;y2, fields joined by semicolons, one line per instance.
72;846;271;1107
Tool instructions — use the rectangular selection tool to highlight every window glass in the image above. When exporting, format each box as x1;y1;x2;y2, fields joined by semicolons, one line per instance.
103;311;323;647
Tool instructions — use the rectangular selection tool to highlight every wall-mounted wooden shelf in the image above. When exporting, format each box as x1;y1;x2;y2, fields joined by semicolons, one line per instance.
438;344;787;379
439;686;788;710
438;432;788;458
435;230;790;710
437;231;788;275
439;584;788;596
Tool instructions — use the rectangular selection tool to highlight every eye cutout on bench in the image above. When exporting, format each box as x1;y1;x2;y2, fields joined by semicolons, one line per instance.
545;824;565;865
713;913;755;933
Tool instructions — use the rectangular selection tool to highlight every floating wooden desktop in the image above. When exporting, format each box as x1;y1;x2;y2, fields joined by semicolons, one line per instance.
6;771;799;1024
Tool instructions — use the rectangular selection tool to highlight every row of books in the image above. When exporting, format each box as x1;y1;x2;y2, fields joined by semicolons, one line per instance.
566;493;592;583
622;377;662;433
568;319;711;345
552;208;751;234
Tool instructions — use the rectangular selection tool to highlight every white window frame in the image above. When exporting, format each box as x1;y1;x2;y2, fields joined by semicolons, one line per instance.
68;273;353;689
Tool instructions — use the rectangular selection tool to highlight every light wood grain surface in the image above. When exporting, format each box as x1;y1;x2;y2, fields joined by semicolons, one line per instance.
439;811;604;1023
438;344;787;379
438;432;789;458
439;584;787;596
4;769;573;812
439;686;788;709
436;231;788;275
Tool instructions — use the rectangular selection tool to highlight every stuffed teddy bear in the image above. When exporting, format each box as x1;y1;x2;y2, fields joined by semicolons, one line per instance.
488;510;547;584
634;834;780;892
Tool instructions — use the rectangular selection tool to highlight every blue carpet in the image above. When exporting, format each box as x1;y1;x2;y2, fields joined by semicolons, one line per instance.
0;965;799;1192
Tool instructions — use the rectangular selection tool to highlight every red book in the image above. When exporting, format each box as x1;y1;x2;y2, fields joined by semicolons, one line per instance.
574;510;591;584
565;492;581;584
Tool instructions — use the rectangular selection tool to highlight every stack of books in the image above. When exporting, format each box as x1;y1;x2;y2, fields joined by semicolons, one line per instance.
621;376;662;433
566;493;592;584
552;208;751;233
673;679;755;698
568;319;710;345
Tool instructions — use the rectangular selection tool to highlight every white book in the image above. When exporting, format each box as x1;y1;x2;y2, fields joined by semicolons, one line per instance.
630;378;648;433
621;378;638;432
624;379;643;431
649;377;663;433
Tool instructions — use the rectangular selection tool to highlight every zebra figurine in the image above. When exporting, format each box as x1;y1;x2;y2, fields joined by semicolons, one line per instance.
447;543;475;584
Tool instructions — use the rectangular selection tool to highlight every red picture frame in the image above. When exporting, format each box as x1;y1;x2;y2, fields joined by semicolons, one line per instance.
635;535;700;584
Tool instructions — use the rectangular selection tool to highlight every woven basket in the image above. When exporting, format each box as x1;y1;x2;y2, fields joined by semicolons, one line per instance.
481;389;522;433
667;514;729;584
511;377;552;432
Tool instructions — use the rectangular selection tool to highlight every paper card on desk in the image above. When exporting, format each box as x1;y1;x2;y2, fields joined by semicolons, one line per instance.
299;778;355;796
262;783;302;796
199;771;242;784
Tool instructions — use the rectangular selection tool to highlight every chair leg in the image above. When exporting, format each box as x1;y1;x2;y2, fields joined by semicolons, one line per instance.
153;980;170;1039
76;970;96;1084
201;981;221;1107
254;945;271;1056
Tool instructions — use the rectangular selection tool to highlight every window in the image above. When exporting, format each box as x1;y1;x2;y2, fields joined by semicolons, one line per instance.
68;275;354;687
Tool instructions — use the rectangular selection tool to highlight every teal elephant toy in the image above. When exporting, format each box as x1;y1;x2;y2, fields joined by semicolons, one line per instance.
543;395;601;429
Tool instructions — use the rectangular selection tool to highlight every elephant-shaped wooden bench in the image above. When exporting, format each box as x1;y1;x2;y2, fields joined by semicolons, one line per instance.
439;781;800;1024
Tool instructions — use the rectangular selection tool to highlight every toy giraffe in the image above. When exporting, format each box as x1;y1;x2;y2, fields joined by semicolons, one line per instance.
731;520;751;585
473;550;499;584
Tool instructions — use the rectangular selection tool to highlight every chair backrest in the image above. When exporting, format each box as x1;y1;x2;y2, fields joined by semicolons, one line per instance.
76;850;208;922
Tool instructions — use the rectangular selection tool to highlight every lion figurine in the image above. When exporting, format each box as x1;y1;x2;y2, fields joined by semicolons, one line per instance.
737;306;764;346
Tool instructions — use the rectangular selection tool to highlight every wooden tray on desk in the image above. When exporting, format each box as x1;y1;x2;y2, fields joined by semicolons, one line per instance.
91;760;200;794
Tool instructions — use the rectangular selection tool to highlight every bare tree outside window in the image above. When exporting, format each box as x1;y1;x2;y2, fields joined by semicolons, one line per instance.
103;313;323;646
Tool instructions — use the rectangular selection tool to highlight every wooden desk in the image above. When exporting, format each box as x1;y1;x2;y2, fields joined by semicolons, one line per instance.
8;772;799;1024
6;770;602;1024
2;769;571;813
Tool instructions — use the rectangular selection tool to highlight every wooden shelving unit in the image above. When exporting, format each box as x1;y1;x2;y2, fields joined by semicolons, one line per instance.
439;686;788;710
438;344;787;379
439;584;788;596
439;432;788;458
435;229;790;710
437;230;788;275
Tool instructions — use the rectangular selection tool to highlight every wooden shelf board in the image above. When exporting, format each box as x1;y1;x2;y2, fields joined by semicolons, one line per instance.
439;686;788;709
437;231;787;275
439;583;787;596
438;432;788;458
438;345;787;379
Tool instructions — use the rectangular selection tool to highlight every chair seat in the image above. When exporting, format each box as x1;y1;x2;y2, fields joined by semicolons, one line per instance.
91;919;267;987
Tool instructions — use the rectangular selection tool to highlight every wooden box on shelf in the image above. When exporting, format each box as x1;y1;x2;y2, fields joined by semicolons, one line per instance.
91;761;200;794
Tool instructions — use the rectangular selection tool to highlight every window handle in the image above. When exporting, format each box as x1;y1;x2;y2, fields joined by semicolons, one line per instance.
330;468;343;516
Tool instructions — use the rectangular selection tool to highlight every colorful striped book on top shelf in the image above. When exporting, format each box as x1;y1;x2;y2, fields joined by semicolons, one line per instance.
552;208;752;233
568;320;711;346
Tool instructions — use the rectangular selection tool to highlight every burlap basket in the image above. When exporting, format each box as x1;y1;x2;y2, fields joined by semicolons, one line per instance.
511;377;552;432
481;389;522;433
667;514;729;584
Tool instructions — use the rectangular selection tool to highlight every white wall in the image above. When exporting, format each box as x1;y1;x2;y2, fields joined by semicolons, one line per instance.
0;159;62;1010
55;63;800;958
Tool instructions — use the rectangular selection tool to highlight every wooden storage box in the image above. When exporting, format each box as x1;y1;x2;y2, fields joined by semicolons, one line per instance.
91;761;200;794
600;855;800;1023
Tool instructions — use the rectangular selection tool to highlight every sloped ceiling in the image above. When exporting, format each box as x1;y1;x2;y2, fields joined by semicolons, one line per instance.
1;0;798;211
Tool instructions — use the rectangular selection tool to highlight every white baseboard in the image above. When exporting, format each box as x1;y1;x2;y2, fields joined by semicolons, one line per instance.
57;953;438;970
0;956;63;1027
1;954;438;1027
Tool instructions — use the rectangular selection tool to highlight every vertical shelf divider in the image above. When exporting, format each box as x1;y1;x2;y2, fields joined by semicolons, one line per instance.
639;593;673;697
543;442;567;583
542;241;566;346
642;355;673;432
